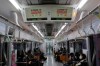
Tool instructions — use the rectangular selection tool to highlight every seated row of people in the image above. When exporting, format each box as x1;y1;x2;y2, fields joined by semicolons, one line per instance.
17;48;47;66
54;47;68;62
63;52;88;66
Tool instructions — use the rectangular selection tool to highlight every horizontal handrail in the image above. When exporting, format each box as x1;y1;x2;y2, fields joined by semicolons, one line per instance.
0;15;21;28
76;5;100;24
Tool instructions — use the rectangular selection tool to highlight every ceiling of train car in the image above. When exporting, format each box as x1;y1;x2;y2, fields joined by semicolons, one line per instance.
34;22;65;37
17;0;72;5
0;0;99;39
16;0;76;37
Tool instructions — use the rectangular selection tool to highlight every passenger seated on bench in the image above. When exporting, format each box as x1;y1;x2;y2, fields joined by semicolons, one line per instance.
63;53;75;66
27;50;33;61
40;52;47;61
70;52;81;66
75;53;88;66
75;52;80;62
17;50;25;62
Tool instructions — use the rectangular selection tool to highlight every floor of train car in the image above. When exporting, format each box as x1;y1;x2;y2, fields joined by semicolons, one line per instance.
44;55;63;66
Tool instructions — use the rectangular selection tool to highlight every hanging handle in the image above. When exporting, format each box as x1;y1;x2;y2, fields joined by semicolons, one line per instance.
82;20;87;36
90;14;95;34
77;24;82;37
90;25;95;34
83;29;87;36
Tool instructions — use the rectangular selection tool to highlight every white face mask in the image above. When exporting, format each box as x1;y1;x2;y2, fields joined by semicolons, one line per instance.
79;55;82;59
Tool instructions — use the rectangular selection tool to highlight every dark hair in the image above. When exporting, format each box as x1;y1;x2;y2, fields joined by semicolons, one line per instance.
69;53;74;57
69;53;75;60
81;54;86;60
27;50;31;54
75;52;80;57
75;52;80;61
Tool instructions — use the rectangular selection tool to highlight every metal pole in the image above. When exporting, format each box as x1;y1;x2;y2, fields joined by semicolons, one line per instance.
8;41;12;66
0;37;3;66
5;24;13;66
86;37;92;66
32;41;34;54
5;23;8;66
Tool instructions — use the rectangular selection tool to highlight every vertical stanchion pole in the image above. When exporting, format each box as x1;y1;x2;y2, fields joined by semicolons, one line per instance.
32;41;34;54
0;37;3;66
86;37;92;66
8;41;12;66
5;23;8;66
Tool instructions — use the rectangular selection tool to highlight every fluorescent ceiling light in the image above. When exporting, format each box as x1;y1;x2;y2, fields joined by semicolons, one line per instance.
32;23;44;37
77;0;88;9
55;23;67;38
9;0;21;10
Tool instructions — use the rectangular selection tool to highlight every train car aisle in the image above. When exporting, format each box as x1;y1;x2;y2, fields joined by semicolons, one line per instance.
44;55;63;66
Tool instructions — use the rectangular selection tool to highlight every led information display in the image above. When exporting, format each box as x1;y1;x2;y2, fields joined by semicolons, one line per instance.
24;5;73;22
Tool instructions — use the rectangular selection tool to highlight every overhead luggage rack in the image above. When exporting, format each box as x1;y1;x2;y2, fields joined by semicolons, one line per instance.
59;5;100;40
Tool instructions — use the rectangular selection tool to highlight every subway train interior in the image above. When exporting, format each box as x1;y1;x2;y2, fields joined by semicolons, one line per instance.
0;0;100;66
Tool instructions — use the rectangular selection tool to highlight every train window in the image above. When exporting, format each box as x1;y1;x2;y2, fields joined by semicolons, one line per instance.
82;40;87;49
8;27;15;36
69;42;73;47
69;41;74;53
67;41;70;53
74;42;82;53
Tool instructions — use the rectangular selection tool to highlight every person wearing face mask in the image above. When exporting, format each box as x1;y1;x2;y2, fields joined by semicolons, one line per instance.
75;53;88;66
74;52;80;62
63;53;75;66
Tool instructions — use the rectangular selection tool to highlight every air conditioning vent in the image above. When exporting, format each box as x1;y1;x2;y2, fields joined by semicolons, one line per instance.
41;0;57;4
45;24;53;36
